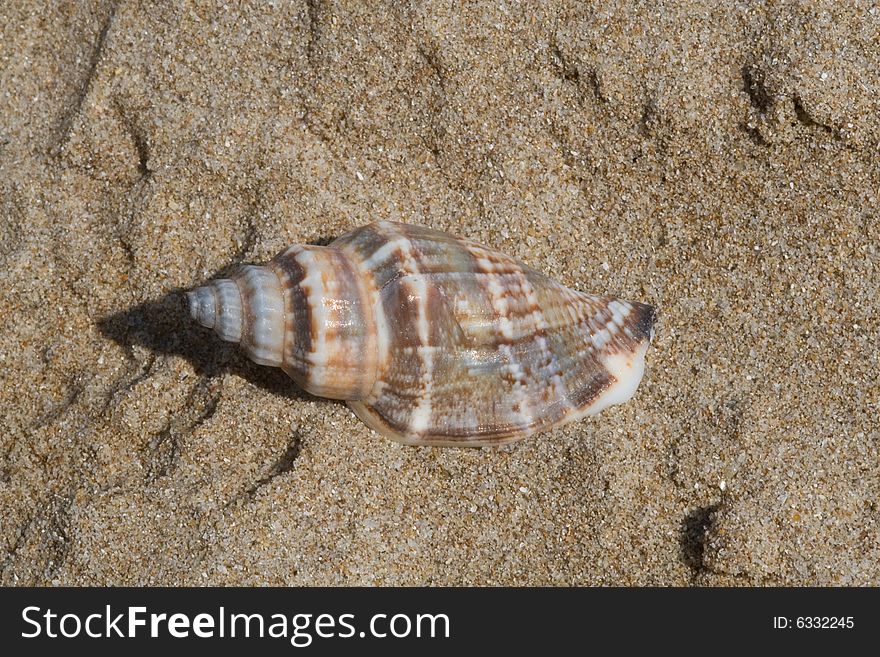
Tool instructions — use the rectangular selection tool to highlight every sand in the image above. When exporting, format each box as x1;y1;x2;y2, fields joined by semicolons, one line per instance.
1;0;878;586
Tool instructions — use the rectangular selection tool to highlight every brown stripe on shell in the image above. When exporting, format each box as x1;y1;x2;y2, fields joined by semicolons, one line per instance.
278;245;378;400
563;356;615;410
269;247;313;390
331;221;407;290
236;270;253;352
317;246;378;400
361;221;429;436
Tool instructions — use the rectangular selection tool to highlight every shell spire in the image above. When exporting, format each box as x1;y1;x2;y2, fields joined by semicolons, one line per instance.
187;221;655;446
187;246;377;400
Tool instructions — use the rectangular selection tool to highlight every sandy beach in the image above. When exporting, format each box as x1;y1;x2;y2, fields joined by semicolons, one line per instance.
1;0;877;585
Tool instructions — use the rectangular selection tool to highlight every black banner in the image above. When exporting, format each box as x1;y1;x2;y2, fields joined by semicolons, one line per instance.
0;587;874;653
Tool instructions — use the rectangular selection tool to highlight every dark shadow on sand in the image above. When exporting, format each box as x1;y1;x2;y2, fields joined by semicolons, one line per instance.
679;504;721;576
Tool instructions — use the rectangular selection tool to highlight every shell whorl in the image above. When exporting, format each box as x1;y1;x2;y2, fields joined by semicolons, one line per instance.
187;221;656;446
187;245;378;400
187;266;285;367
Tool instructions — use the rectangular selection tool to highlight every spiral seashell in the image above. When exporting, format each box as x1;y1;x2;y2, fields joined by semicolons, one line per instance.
186;221;655;446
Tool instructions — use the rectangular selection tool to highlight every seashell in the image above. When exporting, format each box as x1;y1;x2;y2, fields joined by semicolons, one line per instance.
186;221;655;446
